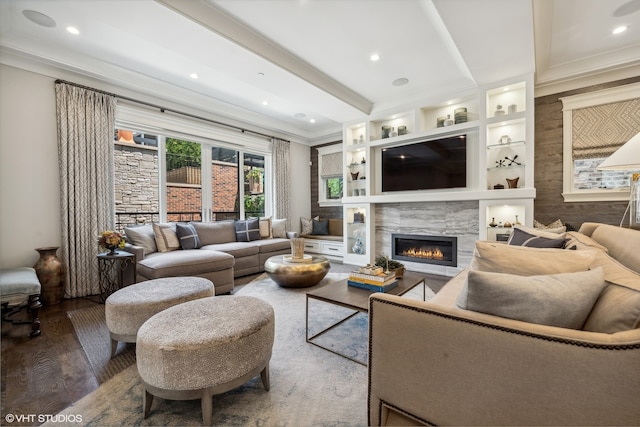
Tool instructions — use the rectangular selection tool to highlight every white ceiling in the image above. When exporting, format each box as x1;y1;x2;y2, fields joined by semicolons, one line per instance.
1;0;639;144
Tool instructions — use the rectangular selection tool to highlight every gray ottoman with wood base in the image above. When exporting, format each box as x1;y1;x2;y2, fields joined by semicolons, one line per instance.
136;296;275;425
105;277;214;357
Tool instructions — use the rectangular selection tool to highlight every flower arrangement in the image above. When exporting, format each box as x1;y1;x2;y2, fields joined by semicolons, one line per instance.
98;230;125;254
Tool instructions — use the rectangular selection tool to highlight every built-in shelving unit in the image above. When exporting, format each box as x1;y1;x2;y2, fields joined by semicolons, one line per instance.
341;75;535;264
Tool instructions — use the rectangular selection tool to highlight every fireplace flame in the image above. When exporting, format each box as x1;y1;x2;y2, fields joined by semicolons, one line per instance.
401;247;445;260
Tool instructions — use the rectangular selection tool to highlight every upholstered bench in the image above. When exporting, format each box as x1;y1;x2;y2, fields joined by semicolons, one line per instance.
0;267;42;337
136;295;275;425
105;277;214;357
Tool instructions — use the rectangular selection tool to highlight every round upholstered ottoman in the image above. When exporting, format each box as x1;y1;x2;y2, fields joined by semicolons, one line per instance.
136;296;275;425
105;277;214;357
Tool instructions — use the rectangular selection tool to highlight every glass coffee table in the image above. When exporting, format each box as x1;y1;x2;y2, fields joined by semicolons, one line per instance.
305;271;427;365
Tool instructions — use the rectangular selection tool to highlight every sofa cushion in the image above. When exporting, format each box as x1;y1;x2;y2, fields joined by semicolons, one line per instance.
272;218;287;238
137;250;234;279
312;218;329;235
583;283;640;333
471;241;596;276
191;221;236;245
201;242;259;258
589;224;640;274
124;224;157;255
507;227;567;248
564;231;609;253
235;218;261;242
250;238;290;253
457;268;606;329
152;223;180;252
175;223;201;250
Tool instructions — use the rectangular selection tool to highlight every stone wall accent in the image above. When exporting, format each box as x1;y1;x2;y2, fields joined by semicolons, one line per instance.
114;143;159;226
375;201;479;275
534;76;640;228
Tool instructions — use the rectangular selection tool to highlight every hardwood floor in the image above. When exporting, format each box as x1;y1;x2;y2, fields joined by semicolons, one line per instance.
1;296;101;426
0;266;449;426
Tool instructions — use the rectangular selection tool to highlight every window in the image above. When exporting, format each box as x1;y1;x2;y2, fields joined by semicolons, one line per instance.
317;144;343;206
560;83;640;202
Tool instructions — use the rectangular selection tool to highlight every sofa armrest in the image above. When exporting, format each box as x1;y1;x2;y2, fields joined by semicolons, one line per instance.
368;293;640;427
124;243;145;260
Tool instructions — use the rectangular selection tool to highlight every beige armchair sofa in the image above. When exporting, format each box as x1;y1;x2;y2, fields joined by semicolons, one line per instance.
369;223;640;426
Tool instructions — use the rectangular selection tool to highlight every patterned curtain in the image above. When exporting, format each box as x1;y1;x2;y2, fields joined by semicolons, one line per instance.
271;138;291;230
55;83;116;298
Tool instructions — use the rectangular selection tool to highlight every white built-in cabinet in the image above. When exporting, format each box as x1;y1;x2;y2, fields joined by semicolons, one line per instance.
342;75;536;264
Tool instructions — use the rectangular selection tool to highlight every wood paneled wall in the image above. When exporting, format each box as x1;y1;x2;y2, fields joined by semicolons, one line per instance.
534;77;640;229
310;141;343;220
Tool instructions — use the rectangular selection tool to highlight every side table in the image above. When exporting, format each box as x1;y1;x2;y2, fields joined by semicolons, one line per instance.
97;250;136;303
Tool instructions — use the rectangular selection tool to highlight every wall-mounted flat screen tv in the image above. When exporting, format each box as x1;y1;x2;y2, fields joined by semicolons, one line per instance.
381;134;467;192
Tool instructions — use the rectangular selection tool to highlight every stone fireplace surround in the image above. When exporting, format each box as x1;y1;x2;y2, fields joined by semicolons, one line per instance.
374;200;479;277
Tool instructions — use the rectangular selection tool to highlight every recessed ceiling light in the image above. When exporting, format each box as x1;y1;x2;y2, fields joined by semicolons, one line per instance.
22;10;56;27
392;78;409;86
257;72;265;77
294;113;306;119
613;25;628;34
190;73;199;79
66;26;79;35
370;53;380;61
262;101;269;106
309;118;316;123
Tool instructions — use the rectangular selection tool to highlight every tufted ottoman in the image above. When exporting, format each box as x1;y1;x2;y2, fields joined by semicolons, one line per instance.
136;296;275;425
105;277;214;357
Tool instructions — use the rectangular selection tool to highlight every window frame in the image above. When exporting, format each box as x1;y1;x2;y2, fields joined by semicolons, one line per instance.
317;144;343;207
560;82;640;202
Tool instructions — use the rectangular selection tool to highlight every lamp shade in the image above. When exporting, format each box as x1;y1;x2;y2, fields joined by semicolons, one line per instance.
597;131;640;170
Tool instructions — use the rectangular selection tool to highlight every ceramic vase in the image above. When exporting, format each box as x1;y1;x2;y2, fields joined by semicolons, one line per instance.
290;238;305;259
33;246;65;305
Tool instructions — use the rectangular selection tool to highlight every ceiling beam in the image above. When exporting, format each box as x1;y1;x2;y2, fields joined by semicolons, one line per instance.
155;0;373;115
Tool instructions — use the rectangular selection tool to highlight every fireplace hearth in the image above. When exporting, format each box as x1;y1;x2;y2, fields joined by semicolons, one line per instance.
391;234;457;267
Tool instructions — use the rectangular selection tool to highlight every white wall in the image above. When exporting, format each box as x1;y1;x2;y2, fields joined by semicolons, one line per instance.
0;63;312;268
0;64;61;268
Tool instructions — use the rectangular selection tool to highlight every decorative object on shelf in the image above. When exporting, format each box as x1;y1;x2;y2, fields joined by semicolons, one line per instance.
290;237;305;259
361;157;366;164
353;212;365;223
498;221;503;227
350;171;359;180
515;215;522;225
352;138;358;145
496;159;506;167
358;134;364;144
506;177;520;188
493;183;505;189
359;189;366;196
436;116;446;128
489;217;497;227
382;125;392;138
454;107;468;124
505;155;522;166
33;246;65;305
444;114;454;126
352;238;365;255
494;104;505;117
508;104;517;114
98;230;125;255
398;126;407;135
499;135;512;144
352;189;359;197
349;161;360;180
374;254;405;278
504;221;513;228
389;129;398;137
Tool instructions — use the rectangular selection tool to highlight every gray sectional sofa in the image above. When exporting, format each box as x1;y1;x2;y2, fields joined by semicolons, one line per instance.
123;219;291;295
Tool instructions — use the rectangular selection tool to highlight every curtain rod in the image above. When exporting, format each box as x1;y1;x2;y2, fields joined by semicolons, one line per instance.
54;79;290;143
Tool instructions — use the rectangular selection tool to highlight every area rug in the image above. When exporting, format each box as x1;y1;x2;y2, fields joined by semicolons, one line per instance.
54;273;435;426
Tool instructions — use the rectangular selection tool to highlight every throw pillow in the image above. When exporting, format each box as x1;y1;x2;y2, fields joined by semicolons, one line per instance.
235;218;261;242
534;219;564;229
471;241;597;276
301;216;319;235
507;227;567;248
124;224;157;255
271;218;287;238
456;268;606;329
564;231;609;253
152;223;180;252
259;216;272;239
312;218;329;235
514;225;567;237
175;223;201;250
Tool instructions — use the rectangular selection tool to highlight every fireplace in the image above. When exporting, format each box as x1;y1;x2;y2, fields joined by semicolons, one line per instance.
391;234;457;267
